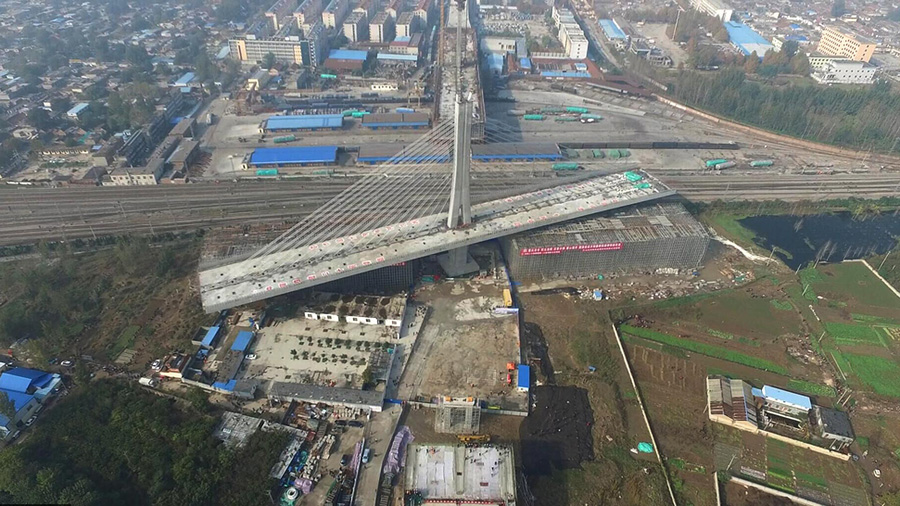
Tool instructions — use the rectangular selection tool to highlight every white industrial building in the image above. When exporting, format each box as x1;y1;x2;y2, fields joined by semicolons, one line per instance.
811;59;877;84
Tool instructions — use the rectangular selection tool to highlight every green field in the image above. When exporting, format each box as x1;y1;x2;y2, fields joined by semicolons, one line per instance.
786;379;837;398
825;322;886;347
813;262;900;309
620;325;788;375
843;354;900;398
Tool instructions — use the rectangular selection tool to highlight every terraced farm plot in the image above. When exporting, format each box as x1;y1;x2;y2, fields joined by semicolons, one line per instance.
620;325;788;375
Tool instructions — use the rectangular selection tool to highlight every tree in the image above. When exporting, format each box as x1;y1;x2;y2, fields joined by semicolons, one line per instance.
743;52;760;73
790;53;810;76
262;52;276;70
0;391;16;421
831;0;846;17
27;108;53;130
781;40;799;59
74;361;91;386
713;28;730;43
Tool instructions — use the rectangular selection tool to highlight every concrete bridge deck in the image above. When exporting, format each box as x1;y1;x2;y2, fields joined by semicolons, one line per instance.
199;170;674;311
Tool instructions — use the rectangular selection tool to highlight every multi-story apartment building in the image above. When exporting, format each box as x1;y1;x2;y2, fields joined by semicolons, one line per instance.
343;11;368;42
370;12;395;43
817;25;876;62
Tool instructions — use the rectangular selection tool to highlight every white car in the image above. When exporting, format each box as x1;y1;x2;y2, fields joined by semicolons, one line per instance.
151;359;163;371
25;416;36;427
60;360;73;367
245;354;258;360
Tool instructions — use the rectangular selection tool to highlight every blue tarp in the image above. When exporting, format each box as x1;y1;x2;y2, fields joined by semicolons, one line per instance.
517;365;530;390
519;57;532;70
762;385;812;410
213;379;237;391
249;146;338;166
231;331;254;352
174;72;195;86
201;326;220;348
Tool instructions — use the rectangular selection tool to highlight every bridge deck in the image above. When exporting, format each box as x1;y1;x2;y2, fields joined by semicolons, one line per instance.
200;171;674;312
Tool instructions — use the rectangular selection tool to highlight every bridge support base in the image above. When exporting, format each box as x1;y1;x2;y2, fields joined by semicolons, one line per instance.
438;246;480;277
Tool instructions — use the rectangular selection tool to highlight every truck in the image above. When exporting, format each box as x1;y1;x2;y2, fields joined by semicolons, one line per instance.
566;106;589;114
273;135;296;144
714;161;736;170
552;162;581;171
351;111;370;118
750;159;774;167
341;109;358;117
502;289;513;308
205;113;215;125
624;171;643;182
395;107;415;113
705;158;728;168
139;377;159;388
523;114;544;121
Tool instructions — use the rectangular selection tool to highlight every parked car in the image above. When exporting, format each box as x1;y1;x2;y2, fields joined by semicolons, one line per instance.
60;360;74;367
334;420;348;427
348;421;364;428
362;448;371;463
151;359;163;371
340;455;349;467
245;354;258;360
25;416;36;427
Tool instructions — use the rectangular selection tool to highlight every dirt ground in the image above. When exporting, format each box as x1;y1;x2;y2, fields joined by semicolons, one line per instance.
520;386;594;475
722;480;794;506
517;293;670;505
399;280;526;410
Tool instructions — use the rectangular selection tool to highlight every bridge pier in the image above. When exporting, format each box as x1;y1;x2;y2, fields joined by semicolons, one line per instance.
438;246;480;277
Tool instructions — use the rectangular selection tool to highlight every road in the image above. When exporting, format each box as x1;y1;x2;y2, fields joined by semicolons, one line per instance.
3;172;900;248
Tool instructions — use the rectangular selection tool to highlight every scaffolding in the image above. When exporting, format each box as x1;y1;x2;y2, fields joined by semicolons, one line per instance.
501;202;710;280
435;396;482;434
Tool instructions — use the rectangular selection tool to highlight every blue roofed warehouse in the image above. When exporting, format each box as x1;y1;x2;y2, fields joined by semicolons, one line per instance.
262;114;344;132
245;146;338;169
517;365;530;392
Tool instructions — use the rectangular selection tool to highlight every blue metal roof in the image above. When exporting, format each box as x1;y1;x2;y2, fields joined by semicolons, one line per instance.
328;49;368;61
394;35;411;42
265;114;344;130
377;52;418;61
487;53;504;70
517;365;530;389
66;102;89;116
762;385;812;410
0;368;52;393
0;389;33;415
249;146;338;165
724;21;774;57
174;72;196;86
599;19;626;39
201;326;220;347
519;58;532;69
231;331;254;352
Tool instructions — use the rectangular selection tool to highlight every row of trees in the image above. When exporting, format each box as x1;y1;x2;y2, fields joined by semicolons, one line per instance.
0;381;287;505
671;69;900;153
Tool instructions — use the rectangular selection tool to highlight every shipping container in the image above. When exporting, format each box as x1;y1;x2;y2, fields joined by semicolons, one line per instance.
273;135;296;144
714;161;736;170
351;111;370;118
580;114;603;120
705;158;728;168
552;162;580;171
256;169;279;176
591;149;604;158
523;114;544;120
566;106;589;114
633;182;652;189
320;74;337;79
750;159;774;167
624;171;643;182
341;109;358;117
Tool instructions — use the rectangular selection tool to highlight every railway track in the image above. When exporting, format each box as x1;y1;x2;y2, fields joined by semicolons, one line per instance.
2;173;899;247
